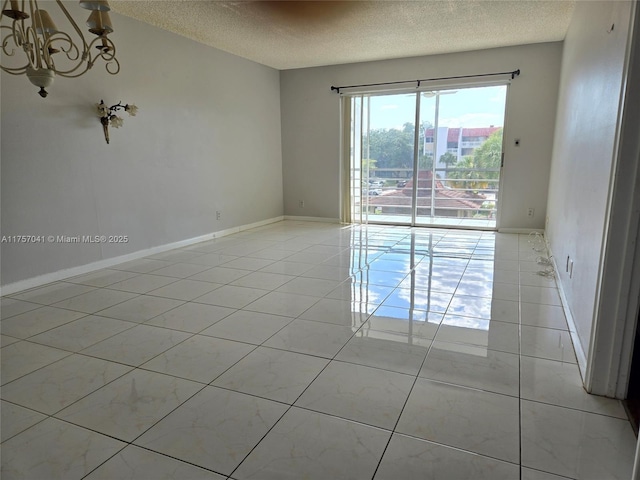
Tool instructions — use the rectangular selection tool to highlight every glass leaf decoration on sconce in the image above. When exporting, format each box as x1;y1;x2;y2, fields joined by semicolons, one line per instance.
96;100;138;144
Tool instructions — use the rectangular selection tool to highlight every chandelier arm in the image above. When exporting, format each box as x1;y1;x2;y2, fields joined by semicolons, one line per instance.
1;0;121;96
22;24;42;68
54;0;89;59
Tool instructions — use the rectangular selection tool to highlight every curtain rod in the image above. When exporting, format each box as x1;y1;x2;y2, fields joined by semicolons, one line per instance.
330;69;520;94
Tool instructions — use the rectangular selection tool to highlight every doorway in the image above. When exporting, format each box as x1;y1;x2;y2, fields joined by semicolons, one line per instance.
348;85;508;229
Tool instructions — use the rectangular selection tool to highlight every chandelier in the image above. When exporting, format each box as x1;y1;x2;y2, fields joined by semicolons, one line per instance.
1;0;119;97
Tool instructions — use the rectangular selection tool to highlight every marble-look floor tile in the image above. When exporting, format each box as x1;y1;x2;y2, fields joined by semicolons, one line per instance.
193;285;268;309
325;280;394;304
141;335;255;383
1;298;41;319
2;353;131;415
222;257;275;271
264;319;355;358
374;433;520;480
364;306;442;340
335;330;431;376
189;266;250;284
105;274;178;294
300;265;353;282
57;369;202;442
245;291;319;318
97;295;184;323
65;269;138;288
519;271;558;288
521;303;568;330
111;258;172;274
521;325;576;363
147;262;211;279
247;247;294;261
233;407;390;480
145;302;235;333
200;310;292;345
136;386;287;475
183;252;238;267
299;298;372;327
435;315;520;355
1;401;47;442
356;269;407;288
419;341;519;396
521;400;635;479
276;277;342;297
10;282;96;305
51;288;139;314
0;335;20;347
29;315;134;352
399;273;462;294
259;260;314;276
148;250;204;263
84;445;226;479
521;467;575;479
381;288;453;313
213;346;328;403
1;341;71;385
520;285;562;306
295;360;413;429
231;272;296;291
446;296;519;323
1;417;125;479
521;356;626;418
285;251;337;265
397;378;520;464
80;324;191;366
0;306;86;339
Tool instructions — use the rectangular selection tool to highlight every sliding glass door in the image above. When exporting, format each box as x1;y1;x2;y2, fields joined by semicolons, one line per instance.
348;84;507;229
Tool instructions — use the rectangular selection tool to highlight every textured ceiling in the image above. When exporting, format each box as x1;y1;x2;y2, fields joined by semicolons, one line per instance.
110;1;576;70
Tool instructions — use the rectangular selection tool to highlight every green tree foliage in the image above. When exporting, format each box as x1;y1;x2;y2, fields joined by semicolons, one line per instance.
439;152;458;175
365;128;413;169
364;121;433;171
448;129;503;191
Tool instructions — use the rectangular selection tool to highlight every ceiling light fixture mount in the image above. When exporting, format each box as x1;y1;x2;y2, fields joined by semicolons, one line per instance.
1;0;120;97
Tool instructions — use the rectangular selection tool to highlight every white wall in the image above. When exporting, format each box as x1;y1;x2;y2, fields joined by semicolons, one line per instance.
280;43;563;228
1;7;283;288
546;1;635;380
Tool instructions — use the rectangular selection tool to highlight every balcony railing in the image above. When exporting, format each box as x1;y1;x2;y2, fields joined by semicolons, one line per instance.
355;167;499;224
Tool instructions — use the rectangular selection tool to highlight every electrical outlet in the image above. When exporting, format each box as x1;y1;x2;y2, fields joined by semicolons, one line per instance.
527;208;535;217
216;211;221;221
299;200;304;208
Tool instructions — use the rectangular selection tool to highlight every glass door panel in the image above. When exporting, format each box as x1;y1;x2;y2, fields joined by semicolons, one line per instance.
361;93;417;224
415;85;507;228
349;84;507;229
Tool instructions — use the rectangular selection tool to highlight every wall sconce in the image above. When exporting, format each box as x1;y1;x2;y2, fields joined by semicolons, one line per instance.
96;99;137;144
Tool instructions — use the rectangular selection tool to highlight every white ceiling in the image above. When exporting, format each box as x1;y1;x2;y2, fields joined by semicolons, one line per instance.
110;1;576;70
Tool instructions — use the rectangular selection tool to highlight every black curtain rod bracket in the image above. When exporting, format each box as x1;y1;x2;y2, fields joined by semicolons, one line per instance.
330;68;521;93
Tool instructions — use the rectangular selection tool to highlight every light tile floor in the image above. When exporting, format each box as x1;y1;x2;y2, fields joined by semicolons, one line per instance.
1;220;636;479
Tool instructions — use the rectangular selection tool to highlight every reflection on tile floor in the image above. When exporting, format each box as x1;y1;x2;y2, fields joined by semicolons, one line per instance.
1;221;635;479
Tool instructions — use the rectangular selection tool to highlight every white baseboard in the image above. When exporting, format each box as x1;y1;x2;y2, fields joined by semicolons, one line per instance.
545;238;588;377
283;215;340;223
497;227;546;234
1;216;284;296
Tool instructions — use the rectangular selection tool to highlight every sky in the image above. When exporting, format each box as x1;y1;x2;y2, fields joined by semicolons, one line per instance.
370;85;507;131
